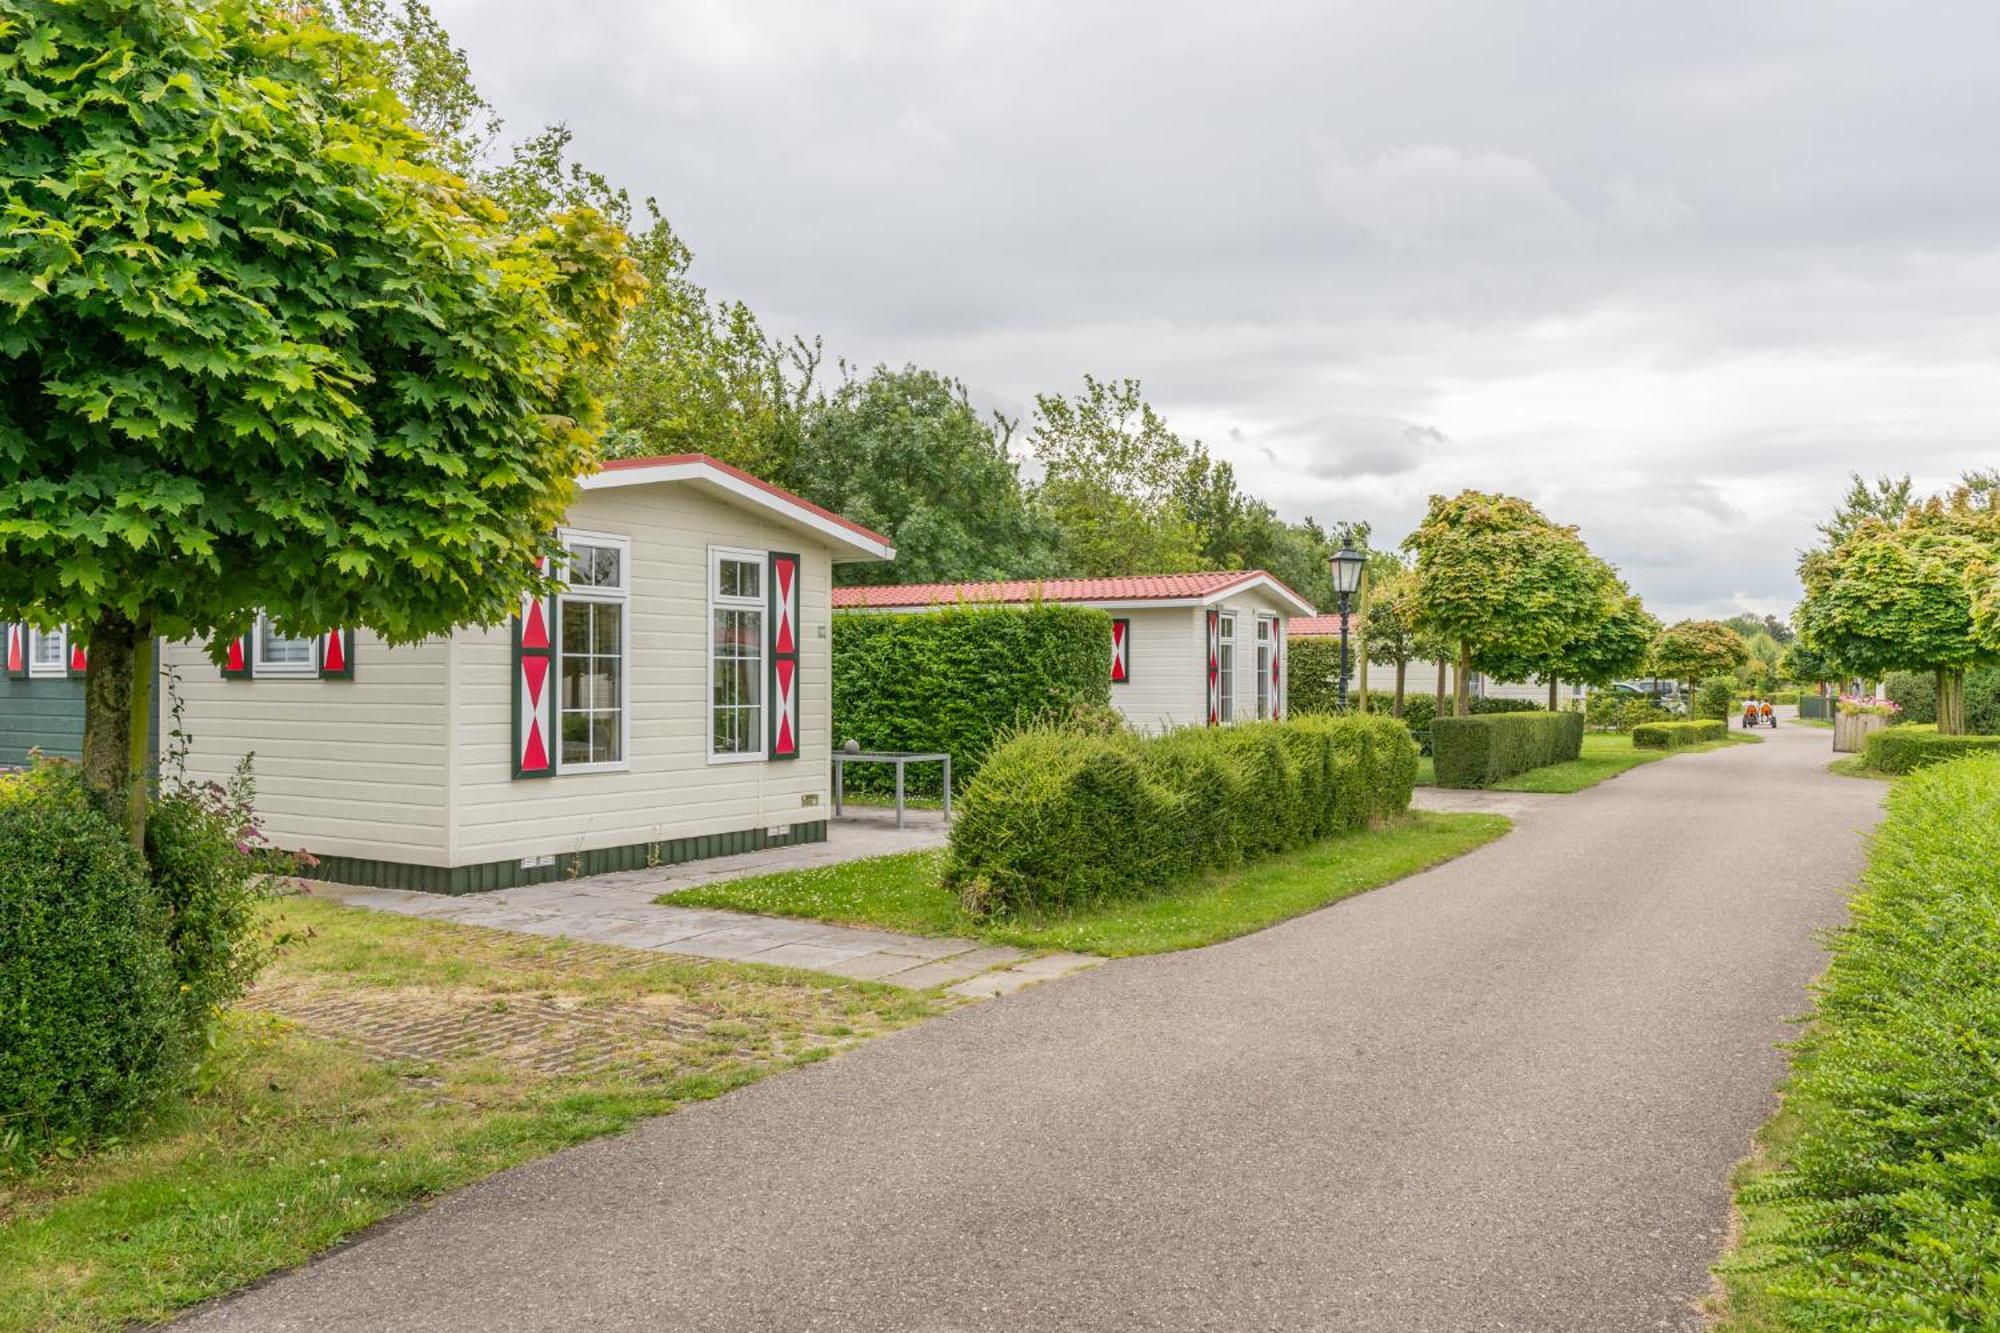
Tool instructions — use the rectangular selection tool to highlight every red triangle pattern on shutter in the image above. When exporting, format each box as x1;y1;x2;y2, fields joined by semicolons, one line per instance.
520;653;550;772
322;630;346;673
69;643;87;673
1111;619;1128;683
521;597;549;651
774;558;796;655
225;637;247;673
1206;611;1220;726
5;624;22;674
774;656;796;756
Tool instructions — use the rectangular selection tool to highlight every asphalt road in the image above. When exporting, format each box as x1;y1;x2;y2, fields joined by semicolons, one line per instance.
185;719;1884;1332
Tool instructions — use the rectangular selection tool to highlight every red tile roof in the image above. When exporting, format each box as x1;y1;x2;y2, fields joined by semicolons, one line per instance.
832;570;1313;611
593;454;893;550
1288;614;1357;637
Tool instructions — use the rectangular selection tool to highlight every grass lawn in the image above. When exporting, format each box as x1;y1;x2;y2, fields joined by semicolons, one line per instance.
0;898;943;1332
1706;1096;1808;1331
666;811;1510;956
1417;731;1758;794
1827;754;1893;780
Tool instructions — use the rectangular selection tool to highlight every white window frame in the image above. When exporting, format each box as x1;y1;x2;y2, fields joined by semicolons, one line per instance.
554;528;632;775
1217;612;1237;724
250;614;319;678
1255;615;1274;720
27;625;67;678
707;545;768;765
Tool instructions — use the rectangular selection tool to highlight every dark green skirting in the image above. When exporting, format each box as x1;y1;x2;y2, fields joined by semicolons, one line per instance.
297;820;829;895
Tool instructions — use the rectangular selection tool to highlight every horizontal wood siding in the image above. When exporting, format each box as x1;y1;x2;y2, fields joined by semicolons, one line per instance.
1111;605;1205;733
0;674;84;765
160;634;451;864
451;485;836;865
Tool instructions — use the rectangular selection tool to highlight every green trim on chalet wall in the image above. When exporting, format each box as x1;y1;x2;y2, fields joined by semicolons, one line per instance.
298;820;830;895
0;672;86;766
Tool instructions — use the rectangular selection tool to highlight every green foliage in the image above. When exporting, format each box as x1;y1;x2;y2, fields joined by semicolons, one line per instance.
1287;636;1349;716
0;765;184;1146
1813;471;1915;552
788;366;1056;586
1860;724;2000;774
831;606;1111;795
1402;491;1607;705
1429;711;1584;788
1743;755;2000;1328
1650;620;1750;685
1631;720;1726;748
144;761;279;1032
0;0;639;651
1693;676;1737;721
1779;640;1838;686
1028;376;1204;576
945;715;1417;916
1882;669;1937;724
1620;697;1670;731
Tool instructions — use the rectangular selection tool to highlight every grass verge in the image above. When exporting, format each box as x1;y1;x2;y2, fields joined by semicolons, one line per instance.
0;898;943;1332
1826;754;1892;780
1706;1095;1808;1332
665;811;1509;956
1489;731;1758;793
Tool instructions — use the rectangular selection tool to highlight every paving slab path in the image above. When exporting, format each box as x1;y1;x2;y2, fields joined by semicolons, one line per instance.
187;721;1884;1332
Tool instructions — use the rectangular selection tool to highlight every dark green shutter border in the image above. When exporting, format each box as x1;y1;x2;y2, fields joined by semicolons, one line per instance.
294;820;828;895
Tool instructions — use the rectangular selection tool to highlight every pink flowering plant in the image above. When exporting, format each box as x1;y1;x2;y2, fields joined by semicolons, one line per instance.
1836;694;1902;718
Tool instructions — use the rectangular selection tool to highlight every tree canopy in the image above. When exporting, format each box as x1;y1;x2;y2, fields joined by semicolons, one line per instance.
1650;620;1750;686
0;0;639;816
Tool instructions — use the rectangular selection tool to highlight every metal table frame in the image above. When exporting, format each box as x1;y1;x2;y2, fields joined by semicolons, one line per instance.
832;751;951;829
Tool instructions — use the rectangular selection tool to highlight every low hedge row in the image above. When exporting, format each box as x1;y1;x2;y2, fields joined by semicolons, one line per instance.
1631;719;1726;749
1745;754;2000;1327
944;714;1417;916
1861;723;2000;774
1429;711;1583;788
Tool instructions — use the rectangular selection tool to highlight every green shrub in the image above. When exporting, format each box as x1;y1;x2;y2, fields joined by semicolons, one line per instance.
1630;719;1726;748
1746;755;2000;1328
1585;690;1625;730
145;760;278;1031
946;714;1416;915
1861;723;2000;774
1285;637;1346;716
1429;711;1584;788
0;765;187;1146
1619;697;1669;730
1885;667;2000;733
1881;670;1937;724
1693;676;1736;721
832;605;1111;795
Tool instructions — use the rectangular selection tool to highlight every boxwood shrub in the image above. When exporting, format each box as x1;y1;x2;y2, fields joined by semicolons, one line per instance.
1429;711;1584;788
1861;723;2000;774
831;604;1111;795
1744;754;2000;1327
0;766;188;1146
945;714;1417;916
1630;719;1727;749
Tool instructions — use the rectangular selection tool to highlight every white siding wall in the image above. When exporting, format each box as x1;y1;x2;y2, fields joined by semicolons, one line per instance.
161;633;452;865
1109;605;1204;732
450;484;834;865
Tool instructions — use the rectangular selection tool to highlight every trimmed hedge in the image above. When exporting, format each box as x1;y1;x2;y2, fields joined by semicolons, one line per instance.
1430;711;1583;788
832;605;1112;795
1883;666;2000;733
1861;723;2000;774
1631;719;1727;749
0;766;187;1145
945;714;1417;915
1746;755;2000;1327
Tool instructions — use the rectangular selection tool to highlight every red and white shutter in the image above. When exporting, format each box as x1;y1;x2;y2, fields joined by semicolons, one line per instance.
220;633;250;679
768;551;800;760
1205;609;1221;726
1110;618;1130;684
318;629;355;680
3;623;25;679
513;563;555;778
66;638;87;678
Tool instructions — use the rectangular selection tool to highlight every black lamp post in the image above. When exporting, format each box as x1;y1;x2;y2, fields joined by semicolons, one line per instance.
1330;545;1365;711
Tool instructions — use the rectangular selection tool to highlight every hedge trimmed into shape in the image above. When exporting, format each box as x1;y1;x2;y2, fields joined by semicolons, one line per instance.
1631;719;1727;749
1745;754;2000;1326
1429;711;1583;788
832;604;1112;794
1861;723;2000;774
945;714;1417;916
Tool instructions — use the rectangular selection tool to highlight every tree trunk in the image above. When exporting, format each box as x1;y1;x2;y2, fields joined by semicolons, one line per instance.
1937;667;1967;735
1393;659;1407;718
1547;676;1559;711
1434;656;1446;720
1455;640;1472;717
79;613;152;848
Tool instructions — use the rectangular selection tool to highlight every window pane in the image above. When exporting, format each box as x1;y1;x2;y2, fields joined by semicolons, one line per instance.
561;713;591;766
565;542;621;589
718;558;761;600
591;603;621;655
30;629;62;667
258;619;312;665
592;711;621;764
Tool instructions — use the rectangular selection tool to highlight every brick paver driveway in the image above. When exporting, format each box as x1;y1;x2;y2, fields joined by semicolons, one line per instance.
183;720;1883;1331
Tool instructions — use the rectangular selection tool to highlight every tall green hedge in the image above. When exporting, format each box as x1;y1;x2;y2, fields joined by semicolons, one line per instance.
832;605;1112;795
1430;711;1584;787
1745;755;2000;1327
1287;637;1347;716
1862;724;2000;774
946;714;1417;915
1884;666;2000;733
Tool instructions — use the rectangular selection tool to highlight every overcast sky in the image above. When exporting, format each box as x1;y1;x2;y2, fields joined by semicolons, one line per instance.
432;0;1997;620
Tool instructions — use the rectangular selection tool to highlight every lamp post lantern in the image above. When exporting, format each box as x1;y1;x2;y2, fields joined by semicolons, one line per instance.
1330;545;1365;711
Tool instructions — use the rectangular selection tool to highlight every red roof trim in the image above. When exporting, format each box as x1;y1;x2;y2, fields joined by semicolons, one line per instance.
832;570;1313;612
592;454;892;550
